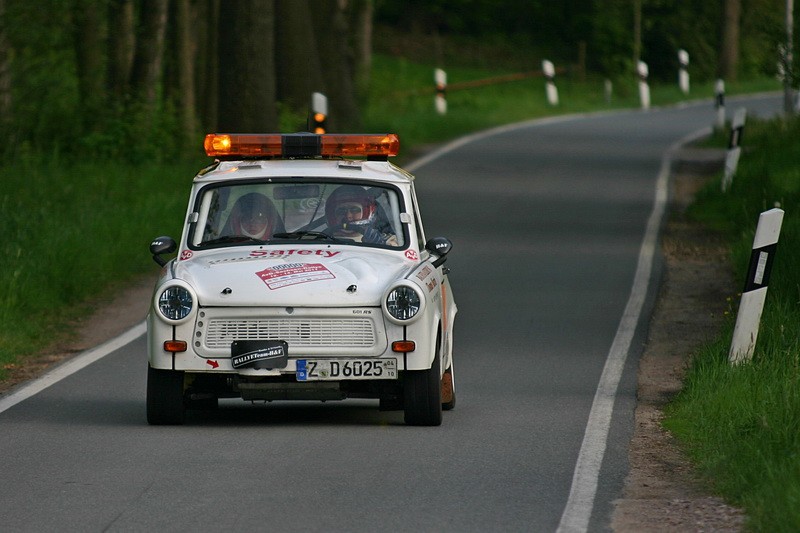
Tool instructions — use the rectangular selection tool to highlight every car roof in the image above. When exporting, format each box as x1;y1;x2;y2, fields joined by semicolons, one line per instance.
194;159;415;187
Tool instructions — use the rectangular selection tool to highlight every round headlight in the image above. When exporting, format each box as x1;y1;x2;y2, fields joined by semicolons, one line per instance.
158;286;194;321
386;285;422;321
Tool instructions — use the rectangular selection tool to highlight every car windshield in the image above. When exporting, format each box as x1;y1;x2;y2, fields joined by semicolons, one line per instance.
189;180;406;249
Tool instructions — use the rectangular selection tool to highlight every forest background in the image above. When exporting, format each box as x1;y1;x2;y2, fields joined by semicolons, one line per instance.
0;0;790;163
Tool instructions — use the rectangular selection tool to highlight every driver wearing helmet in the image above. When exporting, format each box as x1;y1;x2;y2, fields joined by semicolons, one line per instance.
325;185;398;246
227;192;280;241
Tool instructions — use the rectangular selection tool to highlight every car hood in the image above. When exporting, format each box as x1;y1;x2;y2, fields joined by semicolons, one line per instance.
172;247;412;307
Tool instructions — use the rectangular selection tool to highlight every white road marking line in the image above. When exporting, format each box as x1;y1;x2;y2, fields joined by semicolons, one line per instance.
556;126;712;532
0;322;146;414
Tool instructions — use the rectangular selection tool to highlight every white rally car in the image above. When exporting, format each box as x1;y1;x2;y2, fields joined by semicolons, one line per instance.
147;133;457;425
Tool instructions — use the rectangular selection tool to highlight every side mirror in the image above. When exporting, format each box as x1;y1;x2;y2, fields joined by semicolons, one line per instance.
150;236;177;267
425;237;453;268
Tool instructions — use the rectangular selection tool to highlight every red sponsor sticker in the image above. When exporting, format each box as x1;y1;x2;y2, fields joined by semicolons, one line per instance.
405;249;419;261
180;250;193;260
416;265;433;280
256;263;335;290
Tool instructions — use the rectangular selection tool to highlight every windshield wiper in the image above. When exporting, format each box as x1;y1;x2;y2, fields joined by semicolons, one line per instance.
272;231;343;242
201;235;268;246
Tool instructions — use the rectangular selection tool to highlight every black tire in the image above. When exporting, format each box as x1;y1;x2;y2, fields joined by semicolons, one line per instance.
146;364;186;425
442;363;456;411
403;337;443;426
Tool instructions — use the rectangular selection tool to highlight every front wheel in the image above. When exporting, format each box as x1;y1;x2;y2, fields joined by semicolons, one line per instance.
146;364;186;425
403;339;443;426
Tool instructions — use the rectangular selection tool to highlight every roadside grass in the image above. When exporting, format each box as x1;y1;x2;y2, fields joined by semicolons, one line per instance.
664;115;800;532
364;53;780;152
365;55;780;152
0;155;197;375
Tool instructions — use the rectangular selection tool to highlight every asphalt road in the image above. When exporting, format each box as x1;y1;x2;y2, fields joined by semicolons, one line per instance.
0;94;782;532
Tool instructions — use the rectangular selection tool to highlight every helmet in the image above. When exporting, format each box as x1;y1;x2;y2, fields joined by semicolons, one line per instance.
325;185;376;227
228;192;279;240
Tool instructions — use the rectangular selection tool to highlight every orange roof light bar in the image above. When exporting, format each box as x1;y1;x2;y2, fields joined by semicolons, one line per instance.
204;134;283;158
203;133;399;159
320;134;399;157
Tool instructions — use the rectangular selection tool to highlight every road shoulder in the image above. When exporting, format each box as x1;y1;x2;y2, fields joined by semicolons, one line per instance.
611;147;746;531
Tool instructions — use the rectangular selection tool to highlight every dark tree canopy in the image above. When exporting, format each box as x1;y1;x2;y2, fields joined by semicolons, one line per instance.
0;0;788;159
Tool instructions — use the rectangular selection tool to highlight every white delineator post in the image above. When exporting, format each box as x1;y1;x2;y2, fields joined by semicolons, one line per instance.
722;107;747;192
637;61;650;110
715;79;726;129
678;49;690;94
311;92;328;134
542;59;559;106
434;68;447;115
729;208;784;364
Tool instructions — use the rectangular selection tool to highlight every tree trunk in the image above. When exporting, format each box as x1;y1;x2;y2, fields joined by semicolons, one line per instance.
632;0;641;67
350;0;373;99
196;0;220;132
312;0;361;132
275;0;325;115
107;0;135;99
74;0;106;129
131;0;169;109
174;0;198;146
0;0;11;130
217;0;278;132
719;0;741;81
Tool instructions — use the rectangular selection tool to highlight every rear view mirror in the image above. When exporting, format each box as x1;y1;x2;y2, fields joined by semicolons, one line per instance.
273;184;320;200
150;236;177;267
425;237;452;268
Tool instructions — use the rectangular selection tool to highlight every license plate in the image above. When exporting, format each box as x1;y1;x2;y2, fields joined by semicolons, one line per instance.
296;358;397;381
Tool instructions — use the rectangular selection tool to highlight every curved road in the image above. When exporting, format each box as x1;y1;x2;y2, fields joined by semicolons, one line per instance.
0;95;781;532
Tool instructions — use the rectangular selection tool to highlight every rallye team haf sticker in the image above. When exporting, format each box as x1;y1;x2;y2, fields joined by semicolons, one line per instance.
256;263;335;290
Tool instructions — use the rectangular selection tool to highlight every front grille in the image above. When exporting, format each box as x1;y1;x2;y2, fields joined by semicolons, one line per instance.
204;317;376;349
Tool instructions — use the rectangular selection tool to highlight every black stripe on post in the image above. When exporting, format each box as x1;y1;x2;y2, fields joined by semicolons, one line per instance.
743;243;777;293
728;125;744;149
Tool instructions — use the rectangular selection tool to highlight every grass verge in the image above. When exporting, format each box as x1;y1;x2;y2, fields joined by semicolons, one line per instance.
664;115;800;532
0;155;198;376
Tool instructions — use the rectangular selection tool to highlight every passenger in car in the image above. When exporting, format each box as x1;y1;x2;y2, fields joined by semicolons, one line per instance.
224;192;283;241
325;185;398;246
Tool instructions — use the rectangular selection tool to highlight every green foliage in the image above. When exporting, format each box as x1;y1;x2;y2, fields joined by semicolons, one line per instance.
665;114;800;532
0;155;201;375
375;0;788;83
3;1;80;148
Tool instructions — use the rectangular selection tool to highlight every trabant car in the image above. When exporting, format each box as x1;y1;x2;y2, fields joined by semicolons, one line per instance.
147;133;457;425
